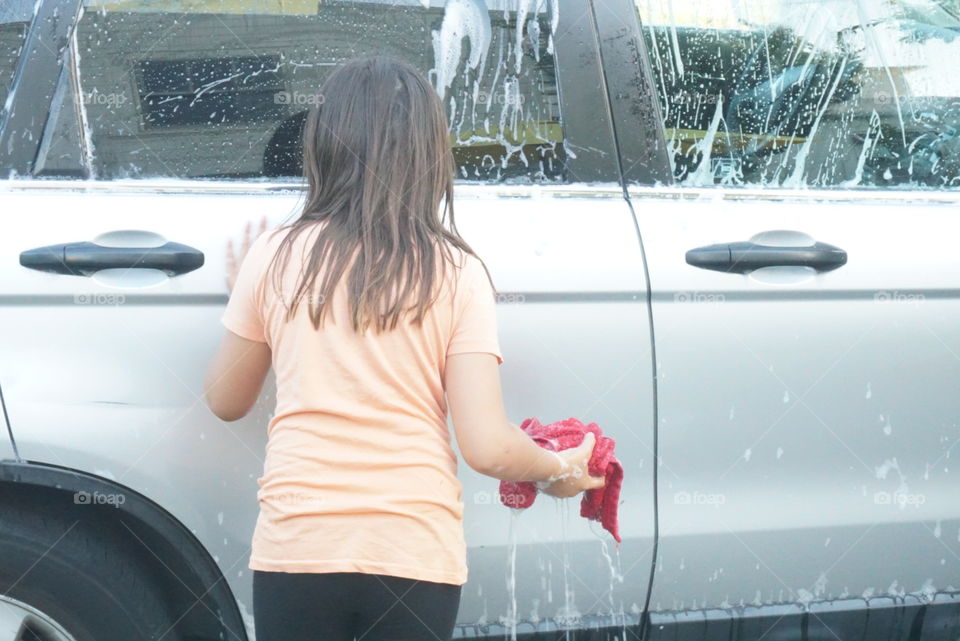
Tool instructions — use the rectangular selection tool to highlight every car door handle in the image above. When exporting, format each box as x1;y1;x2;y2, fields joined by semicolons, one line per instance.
686;240;847;274
20;241;205;276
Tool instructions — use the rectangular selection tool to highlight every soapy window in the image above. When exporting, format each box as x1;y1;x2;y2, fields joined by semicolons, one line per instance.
636;0;960;189
45;0;565;183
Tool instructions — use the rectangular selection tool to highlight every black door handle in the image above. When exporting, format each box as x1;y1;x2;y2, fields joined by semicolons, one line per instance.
686;240;847;274
20;241;204;276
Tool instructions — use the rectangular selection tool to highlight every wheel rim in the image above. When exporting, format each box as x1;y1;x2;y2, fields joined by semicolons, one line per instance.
0;595;78;641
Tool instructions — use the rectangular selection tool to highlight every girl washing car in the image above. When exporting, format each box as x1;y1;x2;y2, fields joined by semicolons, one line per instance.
204;55;604;641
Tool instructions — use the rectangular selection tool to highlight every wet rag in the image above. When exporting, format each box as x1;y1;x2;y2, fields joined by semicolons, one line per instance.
498;417;623;543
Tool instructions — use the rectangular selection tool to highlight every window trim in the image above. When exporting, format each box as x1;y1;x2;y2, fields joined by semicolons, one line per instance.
550;0;622;184
591;0;674;187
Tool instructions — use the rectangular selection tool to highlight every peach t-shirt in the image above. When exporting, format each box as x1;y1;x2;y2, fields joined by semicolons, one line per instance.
221;221;502;586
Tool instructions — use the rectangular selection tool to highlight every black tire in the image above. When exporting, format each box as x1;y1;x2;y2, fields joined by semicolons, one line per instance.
0;490;183;641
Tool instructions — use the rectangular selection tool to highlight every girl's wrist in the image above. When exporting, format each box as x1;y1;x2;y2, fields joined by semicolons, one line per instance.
536;450;570;489
536;450;573;492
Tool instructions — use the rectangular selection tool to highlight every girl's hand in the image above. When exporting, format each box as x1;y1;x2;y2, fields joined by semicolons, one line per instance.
225;217;269;293
541;432;606;499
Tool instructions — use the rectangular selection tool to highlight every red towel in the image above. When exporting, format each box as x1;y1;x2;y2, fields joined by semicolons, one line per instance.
498;417;623;543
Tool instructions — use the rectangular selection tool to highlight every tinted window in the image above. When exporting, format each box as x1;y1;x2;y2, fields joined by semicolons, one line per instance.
0;2;31;113
635;0;960;189
55;1;564;183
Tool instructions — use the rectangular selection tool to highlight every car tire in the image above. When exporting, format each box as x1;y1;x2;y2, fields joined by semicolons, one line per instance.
0;491;183;641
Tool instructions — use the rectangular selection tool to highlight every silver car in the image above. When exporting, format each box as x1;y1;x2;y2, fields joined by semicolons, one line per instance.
1;0;958;640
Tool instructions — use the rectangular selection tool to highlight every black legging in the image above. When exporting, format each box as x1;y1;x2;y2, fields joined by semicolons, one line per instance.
253;570;462;641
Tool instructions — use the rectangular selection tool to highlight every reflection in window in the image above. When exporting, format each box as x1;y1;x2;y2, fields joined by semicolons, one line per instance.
137;56;287;127
636;0;960;189
60;0;563;183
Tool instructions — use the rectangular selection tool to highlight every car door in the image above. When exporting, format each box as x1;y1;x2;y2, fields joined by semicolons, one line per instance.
603;0;960;639
0;1;656;639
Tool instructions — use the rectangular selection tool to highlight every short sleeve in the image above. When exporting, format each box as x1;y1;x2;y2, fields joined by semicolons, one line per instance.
447;256;503;365
221;232;270;343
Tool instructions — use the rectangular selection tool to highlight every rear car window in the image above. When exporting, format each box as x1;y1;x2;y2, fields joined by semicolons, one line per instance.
48;0;564;183
634;0;960;189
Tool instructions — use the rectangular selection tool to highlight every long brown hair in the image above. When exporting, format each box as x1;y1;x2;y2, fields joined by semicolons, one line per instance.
265;56;494;334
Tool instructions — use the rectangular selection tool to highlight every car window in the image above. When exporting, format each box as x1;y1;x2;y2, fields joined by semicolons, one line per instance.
634;0;960;189
49;0;564;183
0;1;31;113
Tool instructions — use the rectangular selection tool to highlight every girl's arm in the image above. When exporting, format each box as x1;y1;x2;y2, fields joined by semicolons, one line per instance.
205;218;272;422
445;352;605;495
204;330;271;422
